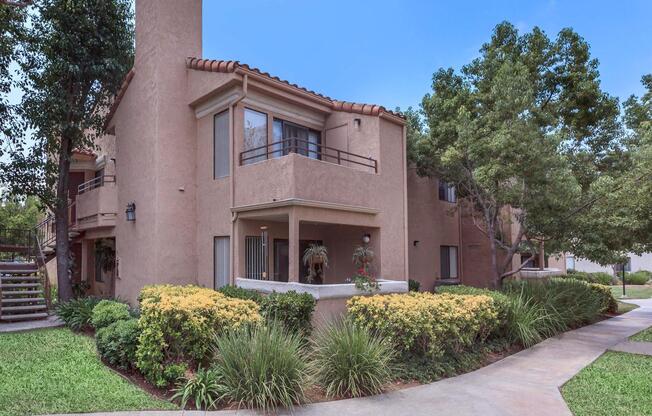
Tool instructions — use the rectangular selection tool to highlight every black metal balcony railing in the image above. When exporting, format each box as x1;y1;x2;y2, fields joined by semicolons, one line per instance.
239;137;378;173
78;175;116;195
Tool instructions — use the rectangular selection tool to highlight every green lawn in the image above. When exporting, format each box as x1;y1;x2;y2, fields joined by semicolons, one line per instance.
631;326;652;342
0;328;176;416
609;285;652;299
562;351;652;416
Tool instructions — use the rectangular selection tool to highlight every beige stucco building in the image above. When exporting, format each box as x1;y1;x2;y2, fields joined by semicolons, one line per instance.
60;0;564;308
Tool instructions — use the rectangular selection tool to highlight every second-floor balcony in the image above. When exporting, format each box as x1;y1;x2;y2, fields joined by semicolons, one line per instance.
239;137;378;173
75;175;117;230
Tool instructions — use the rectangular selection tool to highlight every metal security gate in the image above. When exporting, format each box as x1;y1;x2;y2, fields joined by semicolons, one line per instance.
245;235;267;280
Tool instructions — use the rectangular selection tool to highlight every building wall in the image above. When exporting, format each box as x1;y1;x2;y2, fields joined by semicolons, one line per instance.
570;253;652;274
406;168;461;291
112;0;201;303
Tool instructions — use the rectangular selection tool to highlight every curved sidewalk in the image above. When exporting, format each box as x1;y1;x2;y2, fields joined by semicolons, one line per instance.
50;299;652;416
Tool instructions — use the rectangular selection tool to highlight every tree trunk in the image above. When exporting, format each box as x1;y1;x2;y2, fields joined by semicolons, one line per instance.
55;137;73;302
487;223;501;289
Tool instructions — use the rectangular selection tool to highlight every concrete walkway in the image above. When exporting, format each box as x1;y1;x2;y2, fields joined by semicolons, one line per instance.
609;340;652;356
47;299;652;416
0;314;62;333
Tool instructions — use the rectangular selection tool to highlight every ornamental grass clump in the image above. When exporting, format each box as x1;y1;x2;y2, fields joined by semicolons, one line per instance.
504;278;604;330
347;292;499;359
310;319;394;398
172;367;226;410
136;284;261;387
55;297;101;331
211;322;308;411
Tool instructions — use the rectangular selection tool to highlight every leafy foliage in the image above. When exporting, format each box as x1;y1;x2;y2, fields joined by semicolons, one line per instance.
310;319;395;398
565;271;613;285
436;284;511;339
95;318;139;370
625;271;651;285
211;322;309;411
408;279;421;292
91;299;130;330
347;292;499;359
135;285;261;387
412;22;621;285
1;0;134;302
55;297;100;331
172;367;226;410
504;278;604;330
259;291;315;336
217;285;263;303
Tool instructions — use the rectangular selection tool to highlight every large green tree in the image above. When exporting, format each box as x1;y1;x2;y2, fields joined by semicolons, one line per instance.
412;22;621;287
1;0;132;301
569;75;652;266
0;1;26;147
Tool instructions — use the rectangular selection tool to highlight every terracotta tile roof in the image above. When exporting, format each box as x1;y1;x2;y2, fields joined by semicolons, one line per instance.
72;149;97;158
104;68;135;130
186;57;405;121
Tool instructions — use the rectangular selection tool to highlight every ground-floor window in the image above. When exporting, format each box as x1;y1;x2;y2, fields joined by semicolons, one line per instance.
440;245;458;279
214;236;230;288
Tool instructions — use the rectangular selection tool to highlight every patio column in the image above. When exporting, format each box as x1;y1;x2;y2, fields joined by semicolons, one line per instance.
288;208;300;283
233;218;244;282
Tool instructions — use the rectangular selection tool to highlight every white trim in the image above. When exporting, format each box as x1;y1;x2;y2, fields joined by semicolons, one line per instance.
236;277;408;300
242;91;326;127
195;90;242;119
232;198;380;215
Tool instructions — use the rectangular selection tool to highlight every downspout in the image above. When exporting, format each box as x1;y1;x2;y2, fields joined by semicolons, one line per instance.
402;123;409;283
229;73;248;284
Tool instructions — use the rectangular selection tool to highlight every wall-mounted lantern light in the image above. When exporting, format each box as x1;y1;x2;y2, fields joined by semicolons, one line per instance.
125;202;136;222
362;233;371;245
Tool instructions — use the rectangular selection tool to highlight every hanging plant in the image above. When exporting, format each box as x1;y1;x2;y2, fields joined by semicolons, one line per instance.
302;244;328;284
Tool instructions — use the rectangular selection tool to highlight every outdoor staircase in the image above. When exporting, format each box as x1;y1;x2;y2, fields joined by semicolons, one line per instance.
0;262;48;322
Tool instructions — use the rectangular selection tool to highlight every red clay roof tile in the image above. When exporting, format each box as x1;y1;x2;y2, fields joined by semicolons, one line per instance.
186;57;404;121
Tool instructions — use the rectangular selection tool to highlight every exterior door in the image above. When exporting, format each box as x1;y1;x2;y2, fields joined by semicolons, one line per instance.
273;239;289;282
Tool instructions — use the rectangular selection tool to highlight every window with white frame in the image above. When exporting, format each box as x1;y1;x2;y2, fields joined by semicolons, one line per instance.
243;108;268;164
438;180;456;203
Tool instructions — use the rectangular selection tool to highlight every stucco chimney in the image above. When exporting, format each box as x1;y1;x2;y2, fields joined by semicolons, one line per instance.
135;0;202;67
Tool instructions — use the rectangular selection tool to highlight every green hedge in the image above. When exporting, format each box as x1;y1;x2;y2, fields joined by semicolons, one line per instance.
626;271;651;285
91;300;131;329
260;291;316;336
96;318;140;369
218;285;263;303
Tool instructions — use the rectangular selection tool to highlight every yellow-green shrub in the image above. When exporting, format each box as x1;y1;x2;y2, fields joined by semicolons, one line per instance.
589;283;618;314
347;292;499;359
136;284;262;387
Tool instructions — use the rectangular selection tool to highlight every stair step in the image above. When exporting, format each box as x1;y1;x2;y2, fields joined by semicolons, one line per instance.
0;270;38;275
1;283;41;289
1;290;43;296
1;297;45;304
2;304;47;312
0;312;48;321
1;276;39;282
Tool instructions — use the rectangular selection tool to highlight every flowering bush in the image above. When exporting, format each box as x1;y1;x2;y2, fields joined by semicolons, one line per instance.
347;292;499;359
136;285;262;387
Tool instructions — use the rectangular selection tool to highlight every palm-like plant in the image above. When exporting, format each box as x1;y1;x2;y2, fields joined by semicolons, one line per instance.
302;244;328;284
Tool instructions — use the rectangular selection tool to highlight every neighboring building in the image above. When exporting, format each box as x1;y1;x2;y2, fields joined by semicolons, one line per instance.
43;0;565;308
567;253;652;275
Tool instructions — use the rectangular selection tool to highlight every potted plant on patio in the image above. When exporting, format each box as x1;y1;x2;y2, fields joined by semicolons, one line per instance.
303;244;328;284
351;246;380;292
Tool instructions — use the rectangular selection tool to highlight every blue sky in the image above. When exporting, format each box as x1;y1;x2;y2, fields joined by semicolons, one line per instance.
203;0;652;111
